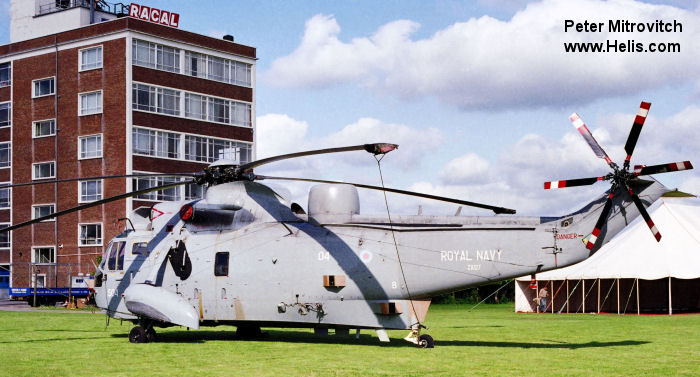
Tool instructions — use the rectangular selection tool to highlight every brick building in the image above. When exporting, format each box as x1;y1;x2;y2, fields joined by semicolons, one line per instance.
0;1;256;290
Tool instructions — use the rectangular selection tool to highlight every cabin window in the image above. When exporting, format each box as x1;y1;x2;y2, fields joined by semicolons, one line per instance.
214;252;229;276
132;242;149;255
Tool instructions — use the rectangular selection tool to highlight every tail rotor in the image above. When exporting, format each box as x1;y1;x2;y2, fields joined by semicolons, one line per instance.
544;101;693;250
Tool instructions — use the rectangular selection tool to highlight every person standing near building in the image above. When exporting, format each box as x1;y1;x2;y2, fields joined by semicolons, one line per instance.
539;286;549;313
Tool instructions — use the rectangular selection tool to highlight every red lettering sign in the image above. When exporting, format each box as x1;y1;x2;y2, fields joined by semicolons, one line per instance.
129;3;180;28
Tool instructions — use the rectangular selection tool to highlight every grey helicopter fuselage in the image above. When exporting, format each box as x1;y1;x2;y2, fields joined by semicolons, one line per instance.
93;177;668;335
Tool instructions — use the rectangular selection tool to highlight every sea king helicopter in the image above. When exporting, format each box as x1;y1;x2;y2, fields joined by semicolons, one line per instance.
3;101;692;347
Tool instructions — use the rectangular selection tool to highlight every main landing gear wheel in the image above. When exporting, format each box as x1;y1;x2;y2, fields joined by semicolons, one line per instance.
129;326;149;343
146;327;157;343
417;334;434;348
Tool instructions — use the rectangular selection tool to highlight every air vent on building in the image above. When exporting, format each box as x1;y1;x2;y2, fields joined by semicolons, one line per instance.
223;35;234;42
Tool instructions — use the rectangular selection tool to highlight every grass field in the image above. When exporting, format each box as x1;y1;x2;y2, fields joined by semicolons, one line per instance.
0;304;698;376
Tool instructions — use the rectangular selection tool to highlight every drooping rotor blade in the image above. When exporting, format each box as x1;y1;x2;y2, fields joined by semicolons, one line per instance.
0;173;198;189
239;143;398;172
627;187;661;242
570;113;615;168
636;161;693;176
585;193;614;250
1;180;193;232
623;101;651;165
256;175;516;214
544;176;606;190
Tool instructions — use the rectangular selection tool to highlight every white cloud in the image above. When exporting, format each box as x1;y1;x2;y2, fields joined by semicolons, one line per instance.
255;103;697;217
266;0;700;109
438;153;491;184
256;113;309;158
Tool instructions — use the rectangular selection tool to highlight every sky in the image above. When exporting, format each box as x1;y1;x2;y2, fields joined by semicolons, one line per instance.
0;0;698;217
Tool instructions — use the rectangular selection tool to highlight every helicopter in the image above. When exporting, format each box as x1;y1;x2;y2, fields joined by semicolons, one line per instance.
1;101;692;347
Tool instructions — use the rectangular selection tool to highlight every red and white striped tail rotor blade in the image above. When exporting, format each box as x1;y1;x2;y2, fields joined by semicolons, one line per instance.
544;176;604;190
584;193;614;250
623;101;651;163
637;161;693;176
628;188;662;242
570;113;614;167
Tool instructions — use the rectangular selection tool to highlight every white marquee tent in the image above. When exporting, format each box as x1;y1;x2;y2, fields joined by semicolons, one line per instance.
516;198;700;315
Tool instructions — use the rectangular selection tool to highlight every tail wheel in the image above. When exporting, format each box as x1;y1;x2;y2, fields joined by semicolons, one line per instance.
129;326;148;343
417;334;434;348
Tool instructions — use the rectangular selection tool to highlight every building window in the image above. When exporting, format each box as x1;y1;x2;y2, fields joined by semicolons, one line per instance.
184;93;206;120
132;175;181;201
0;63;10;87
32;77;55;97
132;39;180;73
80;46;102;71
231;101;252;127
0;143;9;167
79;180;102;202
79;223;102;246
185;182;204;200
207;56;229;82
184;135;252;163
79;91;102;115
132;84;180;115
184;51;206;78
231;61;252;87
0;102;10;127
32;162;55;180
0;187;9;208
78;134;102;159
183;51;252;87
33;247;55;264
32;204;55;221
0;223;9;248
208;97;229;124
132;128;179;158
33;119;55;137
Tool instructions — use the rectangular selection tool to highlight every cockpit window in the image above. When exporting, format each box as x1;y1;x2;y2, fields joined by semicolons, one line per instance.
132;242;149;255
107;241;126;271
117;242;126;270
107;242;116;270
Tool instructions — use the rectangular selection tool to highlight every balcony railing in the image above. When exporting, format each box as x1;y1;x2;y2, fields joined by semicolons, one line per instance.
37;0;129;17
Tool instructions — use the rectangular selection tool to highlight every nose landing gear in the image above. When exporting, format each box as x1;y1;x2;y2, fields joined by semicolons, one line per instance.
128;322;157;343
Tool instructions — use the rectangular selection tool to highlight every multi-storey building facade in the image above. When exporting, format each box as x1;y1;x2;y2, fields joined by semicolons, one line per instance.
0;1;256;291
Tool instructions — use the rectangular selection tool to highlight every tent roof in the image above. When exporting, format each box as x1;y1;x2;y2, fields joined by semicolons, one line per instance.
518;198;700;280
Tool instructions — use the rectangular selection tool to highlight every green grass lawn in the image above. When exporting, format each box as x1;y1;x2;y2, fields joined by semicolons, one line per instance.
0;304;698;376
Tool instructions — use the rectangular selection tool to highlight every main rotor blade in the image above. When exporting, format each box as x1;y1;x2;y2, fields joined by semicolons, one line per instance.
1;180;192;232
256;175;516;214
627;187;661;242
0;173;197;189
585;193;614;250
623;101;651;165
239;143;398;172
636;161;693;176
544;176;605;190
570;113;614;168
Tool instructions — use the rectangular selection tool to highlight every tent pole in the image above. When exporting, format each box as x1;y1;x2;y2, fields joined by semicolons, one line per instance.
582;280;586;313
597;278;600;314
616;278;620;315
668;277;672;316
566;280;569;313
550;281;553;314
636;278;640;315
